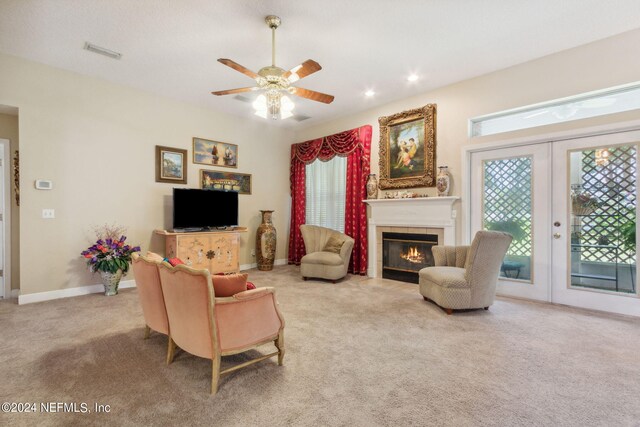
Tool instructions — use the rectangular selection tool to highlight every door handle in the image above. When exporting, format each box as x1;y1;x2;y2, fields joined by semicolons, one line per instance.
553;233;561;239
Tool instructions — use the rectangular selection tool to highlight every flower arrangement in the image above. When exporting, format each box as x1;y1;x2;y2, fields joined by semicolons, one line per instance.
81;224;140;274
571;185;601;216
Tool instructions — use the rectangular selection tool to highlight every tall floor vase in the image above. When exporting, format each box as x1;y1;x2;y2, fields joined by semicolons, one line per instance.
100;269;123;296
256;210;276;271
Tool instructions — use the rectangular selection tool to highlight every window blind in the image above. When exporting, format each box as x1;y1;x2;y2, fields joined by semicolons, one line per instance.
305;156;346;232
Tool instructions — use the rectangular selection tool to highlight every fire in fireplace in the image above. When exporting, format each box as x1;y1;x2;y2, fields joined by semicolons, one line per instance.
401;246;426;264
382;232;438;283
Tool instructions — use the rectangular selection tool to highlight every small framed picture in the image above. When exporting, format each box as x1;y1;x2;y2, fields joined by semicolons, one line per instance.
193;137;238;168
200;170;252;195
156;145;187;184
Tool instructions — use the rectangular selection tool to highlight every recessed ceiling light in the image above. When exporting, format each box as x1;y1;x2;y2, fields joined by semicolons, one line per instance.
365;90;375;97
407;74;419;82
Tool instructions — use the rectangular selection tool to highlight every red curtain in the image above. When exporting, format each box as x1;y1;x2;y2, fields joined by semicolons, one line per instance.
288;125;372;274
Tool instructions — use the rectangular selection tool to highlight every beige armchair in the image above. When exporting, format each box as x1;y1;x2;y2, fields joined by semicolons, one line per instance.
418;231;512;315
300;225;355;283
158;263;285;394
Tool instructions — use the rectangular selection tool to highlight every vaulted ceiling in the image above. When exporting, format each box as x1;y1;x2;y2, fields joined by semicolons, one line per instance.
1;0;639;128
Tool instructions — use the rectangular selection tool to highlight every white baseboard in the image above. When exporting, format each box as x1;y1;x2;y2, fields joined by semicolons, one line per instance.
240;258;288;271
18;259;290;304
18;279;136;305
10;289;19;298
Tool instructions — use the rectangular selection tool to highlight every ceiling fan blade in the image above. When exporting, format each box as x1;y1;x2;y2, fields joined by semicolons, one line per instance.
282;59;322;82
211;87;258;96
217;58;260;80
290;87;335;104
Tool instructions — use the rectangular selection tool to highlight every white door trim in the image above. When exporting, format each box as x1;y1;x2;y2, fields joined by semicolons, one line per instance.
0;139;10;299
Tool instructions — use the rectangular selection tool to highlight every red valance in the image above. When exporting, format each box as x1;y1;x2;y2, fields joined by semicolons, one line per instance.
292;127;370;164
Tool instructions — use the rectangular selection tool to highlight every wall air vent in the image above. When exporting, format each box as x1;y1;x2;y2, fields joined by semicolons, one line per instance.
83;42;122;60
292;114;311;122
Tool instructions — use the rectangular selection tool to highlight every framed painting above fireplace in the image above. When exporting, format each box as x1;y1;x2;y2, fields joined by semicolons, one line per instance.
378;104;437;189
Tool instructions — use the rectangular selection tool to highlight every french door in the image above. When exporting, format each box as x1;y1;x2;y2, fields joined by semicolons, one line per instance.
470;143;551;301
470;130;640;316
551;131;639;316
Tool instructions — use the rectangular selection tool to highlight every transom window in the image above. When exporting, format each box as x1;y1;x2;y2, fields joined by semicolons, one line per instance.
470;82;640;137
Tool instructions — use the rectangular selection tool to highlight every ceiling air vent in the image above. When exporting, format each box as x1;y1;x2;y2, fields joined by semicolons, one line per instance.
83;42;122;60
233;95;252;103
292;114;311;122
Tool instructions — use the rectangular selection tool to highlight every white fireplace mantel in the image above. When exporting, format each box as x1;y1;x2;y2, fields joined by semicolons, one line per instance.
364;197;460;278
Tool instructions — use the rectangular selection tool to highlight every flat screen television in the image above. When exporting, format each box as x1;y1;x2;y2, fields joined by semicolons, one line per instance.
172;189;238;231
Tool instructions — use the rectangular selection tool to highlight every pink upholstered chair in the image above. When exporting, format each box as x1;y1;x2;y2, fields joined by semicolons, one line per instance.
131;253;169;340
158;263;285;394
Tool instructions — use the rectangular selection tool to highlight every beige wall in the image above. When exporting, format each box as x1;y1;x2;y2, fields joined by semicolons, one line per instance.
0;112;20;290
294;28;640;242
0;53;294;296
4;27;640;297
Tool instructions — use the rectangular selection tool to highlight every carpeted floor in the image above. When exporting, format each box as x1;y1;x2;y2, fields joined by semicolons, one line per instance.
1;265;639;426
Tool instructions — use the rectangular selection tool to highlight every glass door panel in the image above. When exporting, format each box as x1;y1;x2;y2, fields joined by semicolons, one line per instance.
569;146;636;294
483;156;533;281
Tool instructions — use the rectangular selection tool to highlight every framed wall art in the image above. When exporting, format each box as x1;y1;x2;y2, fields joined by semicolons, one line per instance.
200;170;252;195
155;145;187;184
378;104;437;189
193;137;238;168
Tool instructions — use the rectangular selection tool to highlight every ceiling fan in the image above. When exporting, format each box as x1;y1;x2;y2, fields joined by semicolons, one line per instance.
211;15;334;120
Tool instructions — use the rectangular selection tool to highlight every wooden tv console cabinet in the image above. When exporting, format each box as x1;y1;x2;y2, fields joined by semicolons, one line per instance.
154;228;247;274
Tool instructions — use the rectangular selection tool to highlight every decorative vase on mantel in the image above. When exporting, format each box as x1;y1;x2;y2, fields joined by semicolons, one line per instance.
256;210;277;271
366;174;379;199
100;269;123;296
436;166;451;197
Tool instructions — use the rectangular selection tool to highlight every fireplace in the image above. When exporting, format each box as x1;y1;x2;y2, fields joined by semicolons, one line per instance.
382;232;438;283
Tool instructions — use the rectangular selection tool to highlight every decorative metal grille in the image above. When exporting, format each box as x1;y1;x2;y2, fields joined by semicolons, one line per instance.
483;157;532;257
579;146;636;264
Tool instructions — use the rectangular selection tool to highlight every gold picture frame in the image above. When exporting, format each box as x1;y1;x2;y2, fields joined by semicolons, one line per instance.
200;170;252;195
378;104;437;189
193;137;238;168
155;145;187;184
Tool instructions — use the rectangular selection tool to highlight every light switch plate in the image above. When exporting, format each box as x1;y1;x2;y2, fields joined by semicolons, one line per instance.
42;209;55;219
35;180;54;190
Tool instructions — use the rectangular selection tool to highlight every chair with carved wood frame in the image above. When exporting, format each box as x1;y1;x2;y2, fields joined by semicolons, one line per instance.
131;253;170;343
158;262;285;394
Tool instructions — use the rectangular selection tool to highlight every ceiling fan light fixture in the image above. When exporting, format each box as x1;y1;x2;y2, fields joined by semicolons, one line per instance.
253;94;268;118
281;95;295;112
212;15;333;120
253;92;295;120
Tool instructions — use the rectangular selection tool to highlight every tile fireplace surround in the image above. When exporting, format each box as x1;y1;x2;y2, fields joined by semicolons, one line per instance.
364;197;460;278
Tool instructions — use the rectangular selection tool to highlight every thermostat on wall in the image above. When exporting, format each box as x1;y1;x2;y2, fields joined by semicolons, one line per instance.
35;180;53;190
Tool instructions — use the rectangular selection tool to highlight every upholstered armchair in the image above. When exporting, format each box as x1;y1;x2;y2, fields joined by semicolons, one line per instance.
418;231;513;315
158;263;285;394
300;224;355;283
131;253;169;340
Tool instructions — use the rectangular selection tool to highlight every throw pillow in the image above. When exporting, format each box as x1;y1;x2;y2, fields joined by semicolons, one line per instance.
246;281;256;290
146;251;165;263
167;257;185;267
323;236;345;254
213;273;248;297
